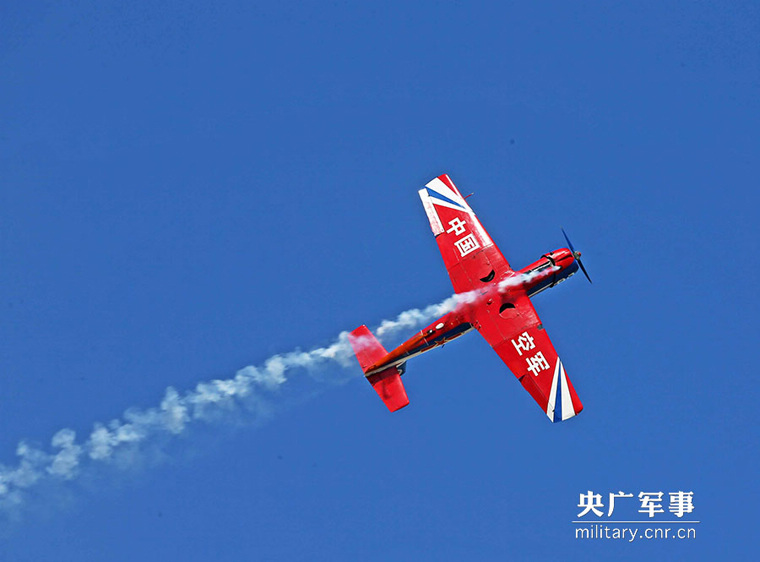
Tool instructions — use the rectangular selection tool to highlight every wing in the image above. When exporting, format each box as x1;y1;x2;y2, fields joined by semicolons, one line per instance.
472;290;583;422
418;174;512;294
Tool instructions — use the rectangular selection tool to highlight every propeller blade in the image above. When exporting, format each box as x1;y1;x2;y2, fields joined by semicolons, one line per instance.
561;227;592;284
561;227;575;254
577;259;592;284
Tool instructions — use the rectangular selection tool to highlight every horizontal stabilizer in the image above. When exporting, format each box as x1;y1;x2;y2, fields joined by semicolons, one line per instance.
348;325;409;412
367;367;409;412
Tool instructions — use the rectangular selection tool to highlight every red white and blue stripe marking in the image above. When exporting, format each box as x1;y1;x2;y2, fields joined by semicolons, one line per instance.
546;358;579;422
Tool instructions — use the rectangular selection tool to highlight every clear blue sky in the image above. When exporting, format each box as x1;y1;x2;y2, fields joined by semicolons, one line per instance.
1;1;758;560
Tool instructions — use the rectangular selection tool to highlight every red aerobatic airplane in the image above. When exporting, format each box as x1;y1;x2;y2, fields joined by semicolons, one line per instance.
348;174;592;422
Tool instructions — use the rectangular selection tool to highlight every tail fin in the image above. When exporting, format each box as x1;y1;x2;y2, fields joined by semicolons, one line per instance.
348;325;409;412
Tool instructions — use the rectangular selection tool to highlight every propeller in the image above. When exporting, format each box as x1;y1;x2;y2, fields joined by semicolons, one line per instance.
561;227;592;284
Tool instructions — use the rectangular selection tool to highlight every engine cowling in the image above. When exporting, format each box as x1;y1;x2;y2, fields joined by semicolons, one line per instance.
515;248;579;297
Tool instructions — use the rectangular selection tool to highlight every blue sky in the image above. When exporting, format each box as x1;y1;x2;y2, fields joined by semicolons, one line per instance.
1;1;758;560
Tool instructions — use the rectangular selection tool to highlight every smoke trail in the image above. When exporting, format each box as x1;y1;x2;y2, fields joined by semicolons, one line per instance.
0;294;467;517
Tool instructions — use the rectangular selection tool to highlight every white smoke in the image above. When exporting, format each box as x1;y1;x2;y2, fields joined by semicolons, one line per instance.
374;291;477;339
0;295;465;516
